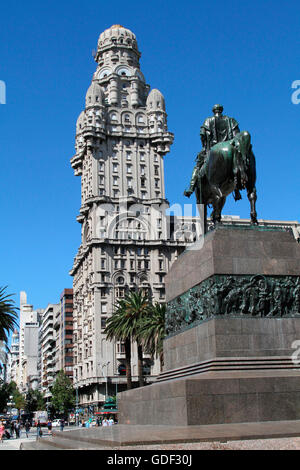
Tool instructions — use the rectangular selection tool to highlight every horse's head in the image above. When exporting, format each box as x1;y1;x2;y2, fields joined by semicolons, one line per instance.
231;131;251;154
231;131;252;165
230;131;252;188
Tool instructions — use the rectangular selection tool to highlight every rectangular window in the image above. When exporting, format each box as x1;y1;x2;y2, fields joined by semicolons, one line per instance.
116;287;125;298
116;342;125;354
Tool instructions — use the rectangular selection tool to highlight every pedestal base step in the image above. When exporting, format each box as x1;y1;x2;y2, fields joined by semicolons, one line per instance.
157;356;300;382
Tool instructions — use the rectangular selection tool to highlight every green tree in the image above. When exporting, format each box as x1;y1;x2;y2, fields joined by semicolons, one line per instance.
4;381;25;412
25;388;45;413
138;302;166;372
104;300;133;390
0;380;10;413
105;290;151;389
51;370;75;417
0;287;18;343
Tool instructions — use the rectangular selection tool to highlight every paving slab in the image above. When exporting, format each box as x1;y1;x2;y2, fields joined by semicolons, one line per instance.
20;420;300;450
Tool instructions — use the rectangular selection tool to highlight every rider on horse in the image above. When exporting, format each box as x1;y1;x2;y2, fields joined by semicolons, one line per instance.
185;104;242;202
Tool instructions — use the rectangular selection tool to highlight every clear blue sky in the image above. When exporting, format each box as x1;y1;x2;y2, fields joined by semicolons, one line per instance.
0;0;299;314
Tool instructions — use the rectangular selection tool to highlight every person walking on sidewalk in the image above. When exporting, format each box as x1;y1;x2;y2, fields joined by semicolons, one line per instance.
47;420;52;435
36;420;42;438
59;418;65;432
14;420;21;439
25;420;31;438
10;420;15;438
0;421;5;444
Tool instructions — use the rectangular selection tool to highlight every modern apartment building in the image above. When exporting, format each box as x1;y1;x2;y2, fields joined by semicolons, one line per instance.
41;303;60;401
54;289;74;381
18;292;43;392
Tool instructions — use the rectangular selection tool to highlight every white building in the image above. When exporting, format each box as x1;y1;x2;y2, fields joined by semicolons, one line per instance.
17;292;43;392
70;25;199;412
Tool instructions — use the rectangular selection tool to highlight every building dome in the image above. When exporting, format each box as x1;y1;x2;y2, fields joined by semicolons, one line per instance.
146;88;166;111
98;24;138;47
95;25;140;63
85;81;104;108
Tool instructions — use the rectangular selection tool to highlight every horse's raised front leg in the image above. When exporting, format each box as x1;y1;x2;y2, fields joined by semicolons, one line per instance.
247;186;258;225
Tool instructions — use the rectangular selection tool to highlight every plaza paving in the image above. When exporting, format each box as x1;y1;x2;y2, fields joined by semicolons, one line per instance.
17;420;300;450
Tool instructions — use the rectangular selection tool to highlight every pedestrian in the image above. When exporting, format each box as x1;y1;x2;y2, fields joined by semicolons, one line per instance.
36;420;42;438
47;420;52;435
0;421;5;444
25;420;31;438
59;418;65;432
102;417;108;427
10;420;15;438
96;417;100;427
108;416;114;426
14;420;21;439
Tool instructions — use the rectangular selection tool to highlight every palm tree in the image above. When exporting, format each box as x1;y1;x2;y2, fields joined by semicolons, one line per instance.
105;300;133;390
0;287;18;343
138;302;166;373
104;290;152;389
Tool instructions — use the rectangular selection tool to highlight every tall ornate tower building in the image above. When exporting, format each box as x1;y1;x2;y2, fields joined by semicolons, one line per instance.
70;25;198;410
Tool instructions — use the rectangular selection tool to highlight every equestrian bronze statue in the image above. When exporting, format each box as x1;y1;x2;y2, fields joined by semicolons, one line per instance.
184;104;258;231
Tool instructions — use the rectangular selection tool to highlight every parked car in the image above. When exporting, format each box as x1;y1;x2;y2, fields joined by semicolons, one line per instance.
51;419;61;427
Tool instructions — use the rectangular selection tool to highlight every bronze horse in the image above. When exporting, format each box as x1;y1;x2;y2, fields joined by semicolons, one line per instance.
185;131;258;229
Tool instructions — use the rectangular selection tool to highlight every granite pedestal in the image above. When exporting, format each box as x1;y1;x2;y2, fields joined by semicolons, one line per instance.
118;227;300;427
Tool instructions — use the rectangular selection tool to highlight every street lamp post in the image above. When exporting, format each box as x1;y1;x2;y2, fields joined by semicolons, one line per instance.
98;361;110;401
75;381;79;426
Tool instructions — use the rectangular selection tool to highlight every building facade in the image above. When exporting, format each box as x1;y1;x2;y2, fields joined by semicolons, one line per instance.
18;292;43;392
6;329;19;384
41;303;60;401
70;25;198;411
54;289;74;381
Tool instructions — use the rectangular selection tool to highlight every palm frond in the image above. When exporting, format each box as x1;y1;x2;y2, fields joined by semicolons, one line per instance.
0;286;18;343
